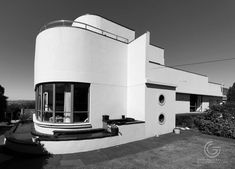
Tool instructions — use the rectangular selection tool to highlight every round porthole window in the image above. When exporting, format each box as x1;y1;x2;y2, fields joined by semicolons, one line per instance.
159;113;165;125
159;94;165;105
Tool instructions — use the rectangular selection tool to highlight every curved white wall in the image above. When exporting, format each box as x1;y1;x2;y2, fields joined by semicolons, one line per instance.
34;27;127;86
34;27;128;128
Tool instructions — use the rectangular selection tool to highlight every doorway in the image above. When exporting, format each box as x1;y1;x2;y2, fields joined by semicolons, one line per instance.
190;95;202;112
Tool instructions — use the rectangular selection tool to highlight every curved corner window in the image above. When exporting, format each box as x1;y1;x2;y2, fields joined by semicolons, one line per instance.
35;83;89;124
159;94;165;105
158;113;165;125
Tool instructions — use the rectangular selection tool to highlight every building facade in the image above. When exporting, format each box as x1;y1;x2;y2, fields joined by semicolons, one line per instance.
33;14;223;153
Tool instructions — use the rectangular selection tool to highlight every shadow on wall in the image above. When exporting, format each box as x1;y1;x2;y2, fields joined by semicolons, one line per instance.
176;93;189;102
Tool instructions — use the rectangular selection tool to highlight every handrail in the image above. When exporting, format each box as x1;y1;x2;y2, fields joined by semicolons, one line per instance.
39;20;129;43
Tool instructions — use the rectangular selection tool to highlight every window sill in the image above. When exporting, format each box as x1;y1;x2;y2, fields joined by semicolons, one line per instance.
33;114;91;128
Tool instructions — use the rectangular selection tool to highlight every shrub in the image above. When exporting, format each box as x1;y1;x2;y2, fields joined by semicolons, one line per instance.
7;100;35;114
176;113;203;128
19;110;33;123
195;103;235;139
6;100;35;121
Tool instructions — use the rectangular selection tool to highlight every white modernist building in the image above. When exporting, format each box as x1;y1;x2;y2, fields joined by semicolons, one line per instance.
33;14;223;154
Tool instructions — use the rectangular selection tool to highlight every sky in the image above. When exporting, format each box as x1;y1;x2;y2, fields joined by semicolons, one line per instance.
0;0;235;100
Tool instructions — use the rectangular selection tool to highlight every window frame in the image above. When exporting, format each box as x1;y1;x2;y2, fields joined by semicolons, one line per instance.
35;82;90;124
158;94;166;106
158;113;165;125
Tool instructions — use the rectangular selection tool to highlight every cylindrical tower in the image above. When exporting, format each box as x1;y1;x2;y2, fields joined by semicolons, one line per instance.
34;15;133;134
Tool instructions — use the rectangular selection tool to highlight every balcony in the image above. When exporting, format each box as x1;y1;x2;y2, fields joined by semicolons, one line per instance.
39;20;129;43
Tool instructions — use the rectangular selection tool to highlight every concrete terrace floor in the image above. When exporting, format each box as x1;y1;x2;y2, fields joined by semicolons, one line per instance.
0;125;235;169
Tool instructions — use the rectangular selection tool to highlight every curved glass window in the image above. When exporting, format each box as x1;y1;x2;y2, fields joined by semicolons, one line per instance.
35;83;89;123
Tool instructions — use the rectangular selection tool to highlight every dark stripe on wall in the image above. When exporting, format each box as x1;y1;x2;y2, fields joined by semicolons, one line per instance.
149;61;162;65
146;83;176;90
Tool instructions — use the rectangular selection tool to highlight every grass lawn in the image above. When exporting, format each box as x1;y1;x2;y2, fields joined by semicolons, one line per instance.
72;131;235;169
0;124;235;169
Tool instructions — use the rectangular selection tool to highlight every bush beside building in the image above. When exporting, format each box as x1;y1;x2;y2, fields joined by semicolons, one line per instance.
194;103;235;139
176;113;203;128
6;100;35;122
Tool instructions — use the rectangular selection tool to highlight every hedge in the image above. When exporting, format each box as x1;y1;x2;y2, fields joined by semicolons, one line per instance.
176;113;203;128
194;103;235;139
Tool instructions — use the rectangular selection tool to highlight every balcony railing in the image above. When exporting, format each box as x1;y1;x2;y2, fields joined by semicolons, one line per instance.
40;20;129;43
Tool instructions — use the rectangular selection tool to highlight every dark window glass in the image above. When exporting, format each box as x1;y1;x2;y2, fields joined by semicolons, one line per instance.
55;84;65;111
37;86;41;111
41;84;53;122
42;84;53;112
74;83;89;122
159;114;165;124
74;84;89;111
36;86;41;120
159;95;165;105
74;113;88;123
37;86;42;121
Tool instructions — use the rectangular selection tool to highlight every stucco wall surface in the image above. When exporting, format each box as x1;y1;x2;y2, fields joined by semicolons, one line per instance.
145;86;176;137
147;63;222;97
126;33;148;121
147;44;164;65
35;27;127;86
90;84;127;128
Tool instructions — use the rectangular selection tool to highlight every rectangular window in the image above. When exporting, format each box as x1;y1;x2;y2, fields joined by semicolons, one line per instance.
36;85;42;121
42;84;53;122
73;83;89;122
42;84;53;111
55;84;72;123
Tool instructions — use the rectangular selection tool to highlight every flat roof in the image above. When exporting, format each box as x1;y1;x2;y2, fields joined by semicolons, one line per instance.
82;13;135;32
149;61;208;77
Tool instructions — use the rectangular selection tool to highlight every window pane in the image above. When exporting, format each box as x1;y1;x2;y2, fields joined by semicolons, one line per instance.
42;84;53;112
55;84;64;111
37;86;41;111
55;84;72;123
42;112;53;122
36;85;42;121
55;112;65;123
37;111;42;121
74;112;88;122
74;84;89;111
73;83;89;123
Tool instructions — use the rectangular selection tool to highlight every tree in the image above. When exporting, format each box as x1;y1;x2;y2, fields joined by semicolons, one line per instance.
0;85;7;122
227;82;235;103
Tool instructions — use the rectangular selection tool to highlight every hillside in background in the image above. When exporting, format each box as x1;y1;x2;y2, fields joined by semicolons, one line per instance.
8;100;35;106
7;100;35;113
